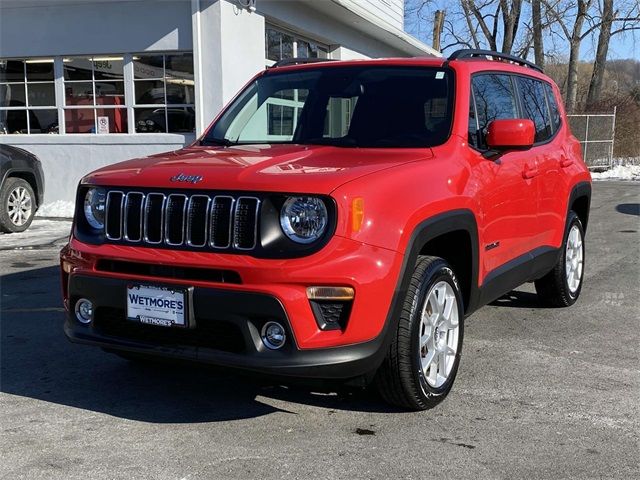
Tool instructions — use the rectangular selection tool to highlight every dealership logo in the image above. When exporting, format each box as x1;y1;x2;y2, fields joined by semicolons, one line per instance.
170;173;203;184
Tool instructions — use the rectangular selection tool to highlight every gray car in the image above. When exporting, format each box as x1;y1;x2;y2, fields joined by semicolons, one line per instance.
0;145;45;232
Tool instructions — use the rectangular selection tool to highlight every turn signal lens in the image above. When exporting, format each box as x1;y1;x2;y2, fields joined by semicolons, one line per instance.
351;198;364;233
307;286;355;301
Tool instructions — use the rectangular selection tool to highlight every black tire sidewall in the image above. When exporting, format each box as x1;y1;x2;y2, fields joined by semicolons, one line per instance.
0;178;36;233
410;261;465;400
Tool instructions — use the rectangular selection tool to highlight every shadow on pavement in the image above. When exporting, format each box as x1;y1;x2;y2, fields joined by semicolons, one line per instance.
490;290;551;309
1;266;394;423
615;203;640;216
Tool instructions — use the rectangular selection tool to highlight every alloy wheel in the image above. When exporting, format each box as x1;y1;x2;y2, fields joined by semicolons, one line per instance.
418;280;460;388
7;186;32;227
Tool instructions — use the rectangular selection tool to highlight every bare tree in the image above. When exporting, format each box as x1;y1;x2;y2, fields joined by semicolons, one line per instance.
542;0;594;112
531;0;545;68
586;0;640;108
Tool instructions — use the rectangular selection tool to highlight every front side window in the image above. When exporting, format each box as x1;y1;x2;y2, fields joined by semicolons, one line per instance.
205;67;454;148
471;74;518;150
0;59;58;134
517;76;552;142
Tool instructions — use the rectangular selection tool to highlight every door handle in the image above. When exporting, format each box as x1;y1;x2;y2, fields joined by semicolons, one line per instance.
522;166;539;179
560;157;574;168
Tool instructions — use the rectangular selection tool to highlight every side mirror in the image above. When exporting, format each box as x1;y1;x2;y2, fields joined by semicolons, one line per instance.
486;119;535;151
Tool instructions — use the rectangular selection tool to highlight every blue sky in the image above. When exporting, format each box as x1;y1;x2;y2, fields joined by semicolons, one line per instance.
404;1;639;61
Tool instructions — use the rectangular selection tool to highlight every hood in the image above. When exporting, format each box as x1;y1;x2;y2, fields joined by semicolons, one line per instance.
84;144;433;194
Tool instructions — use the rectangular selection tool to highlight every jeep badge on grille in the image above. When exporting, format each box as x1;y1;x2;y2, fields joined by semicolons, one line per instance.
170;173;203;184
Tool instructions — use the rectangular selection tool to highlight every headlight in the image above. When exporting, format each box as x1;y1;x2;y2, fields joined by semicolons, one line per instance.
280;196;328;244
83;187;106;230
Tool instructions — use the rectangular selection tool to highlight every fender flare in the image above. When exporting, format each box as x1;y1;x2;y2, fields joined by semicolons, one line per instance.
567;181;592;232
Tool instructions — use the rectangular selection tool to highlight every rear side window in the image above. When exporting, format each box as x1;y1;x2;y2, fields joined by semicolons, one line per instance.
469;74;518;150
544;83;562;133
517;77;552;142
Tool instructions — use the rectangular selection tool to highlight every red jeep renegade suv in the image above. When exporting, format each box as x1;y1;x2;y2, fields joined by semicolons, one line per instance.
61;50;591;410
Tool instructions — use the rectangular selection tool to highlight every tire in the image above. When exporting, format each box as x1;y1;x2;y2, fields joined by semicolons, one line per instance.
375;256;465;410
0;177;36;233
535;211;585;307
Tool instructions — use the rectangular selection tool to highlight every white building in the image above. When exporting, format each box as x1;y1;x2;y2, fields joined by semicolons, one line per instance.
0;0;436;209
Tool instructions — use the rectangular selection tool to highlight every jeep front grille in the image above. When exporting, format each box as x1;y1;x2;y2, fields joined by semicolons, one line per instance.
105;190;260;251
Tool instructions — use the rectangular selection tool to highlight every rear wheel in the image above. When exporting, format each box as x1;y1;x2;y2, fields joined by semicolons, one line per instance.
0;178;36;233
535;211;585;307
375;256;464;410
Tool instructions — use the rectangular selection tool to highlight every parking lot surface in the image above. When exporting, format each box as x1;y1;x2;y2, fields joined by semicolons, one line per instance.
1;182;638;480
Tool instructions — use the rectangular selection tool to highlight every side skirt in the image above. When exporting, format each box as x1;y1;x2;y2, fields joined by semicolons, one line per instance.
476;246;560;308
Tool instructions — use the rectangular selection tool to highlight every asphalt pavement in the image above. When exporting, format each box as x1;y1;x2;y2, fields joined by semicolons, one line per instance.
0;181;638;480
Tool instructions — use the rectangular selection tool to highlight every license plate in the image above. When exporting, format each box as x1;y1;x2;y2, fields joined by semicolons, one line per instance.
126;284;189;328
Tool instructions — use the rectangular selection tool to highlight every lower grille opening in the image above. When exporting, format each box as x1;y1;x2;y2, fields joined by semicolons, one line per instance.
95;260;242;284
310;300;352;331
94;307;246;353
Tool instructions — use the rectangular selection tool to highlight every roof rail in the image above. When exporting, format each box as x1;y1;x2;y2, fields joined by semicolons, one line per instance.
448;49;543;73
269;57;338;69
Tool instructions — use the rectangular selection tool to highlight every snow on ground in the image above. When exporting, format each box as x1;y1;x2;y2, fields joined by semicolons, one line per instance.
36;200;75;218
0;219;71;249
591;164;640;181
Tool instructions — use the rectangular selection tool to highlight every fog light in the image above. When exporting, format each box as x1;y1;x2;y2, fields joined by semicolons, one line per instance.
261;321;286;350
74;298;94;324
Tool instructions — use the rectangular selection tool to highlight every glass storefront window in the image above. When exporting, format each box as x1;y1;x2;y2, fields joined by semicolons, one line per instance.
0;58;58;134
134;53;195;133
1;52;194;135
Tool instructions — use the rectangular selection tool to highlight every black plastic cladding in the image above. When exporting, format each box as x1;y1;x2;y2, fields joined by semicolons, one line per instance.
73;186;337;259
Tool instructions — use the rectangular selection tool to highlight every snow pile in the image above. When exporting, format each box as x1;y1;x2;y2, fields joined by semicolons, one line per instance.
0;219;71;249
36;200;76;218
591;164;640;181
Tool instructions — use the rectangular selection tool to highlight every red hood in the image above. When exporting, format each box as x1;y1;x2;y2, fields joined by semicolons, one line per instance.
84;144;433;194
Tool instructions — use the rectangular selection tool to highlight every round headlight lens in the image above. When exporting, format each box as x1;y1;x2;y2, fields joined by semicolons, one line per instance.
280;196;328;244
84;187;106;230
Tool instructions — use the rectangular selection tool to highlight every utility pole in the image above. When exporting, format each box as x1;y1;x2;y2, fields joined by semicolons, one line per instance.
433;10;446;52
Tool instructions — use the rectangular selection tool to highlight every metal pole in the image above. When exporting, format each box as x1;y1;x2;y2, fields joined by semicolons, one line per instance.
610;106;617;169
584;115;590;166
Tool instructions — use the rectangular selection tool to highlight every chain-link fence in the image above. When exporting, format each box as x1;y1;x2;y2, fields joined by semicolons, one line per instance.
567;108;616;170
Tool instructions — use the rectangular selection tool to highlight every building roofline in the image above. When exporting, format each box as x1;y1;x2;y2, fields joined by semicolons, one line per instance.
329;0;440;57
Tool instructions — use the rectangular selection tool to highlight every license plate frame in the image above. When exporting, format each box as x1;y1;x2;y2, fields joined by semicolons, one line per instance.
126;284;193;328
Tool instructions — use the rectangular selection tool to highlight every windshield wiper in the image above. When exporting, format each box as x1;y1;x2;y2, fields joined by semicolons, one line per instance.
200;137;234;147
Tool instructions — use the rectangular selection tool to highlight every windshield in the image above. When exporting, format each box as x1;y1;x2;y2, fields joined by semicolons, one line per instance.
204;66;454;148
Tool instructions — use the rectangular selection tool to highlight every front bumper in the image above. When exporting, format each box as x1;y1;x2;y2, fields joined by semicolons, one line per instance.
61;235;404;379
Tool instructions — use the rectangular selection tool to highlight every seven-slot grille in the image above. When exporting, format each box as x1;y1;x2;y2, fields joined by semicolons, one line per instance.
105;190;260;251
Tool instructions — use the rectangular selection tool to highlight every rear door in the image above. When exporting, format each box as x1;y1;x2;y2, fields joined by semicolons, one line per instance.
516;78;566;248
469;73;539;275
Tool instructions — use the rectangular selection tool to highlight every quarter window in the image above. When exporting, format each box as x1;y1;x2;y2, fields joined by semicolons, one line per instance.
517;77;552;142
470;74;518;149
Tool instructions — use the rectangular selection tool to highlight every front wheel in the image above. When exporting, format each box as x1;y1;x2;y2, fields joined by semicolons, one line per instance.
375;256;464;410
535;211;585;307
